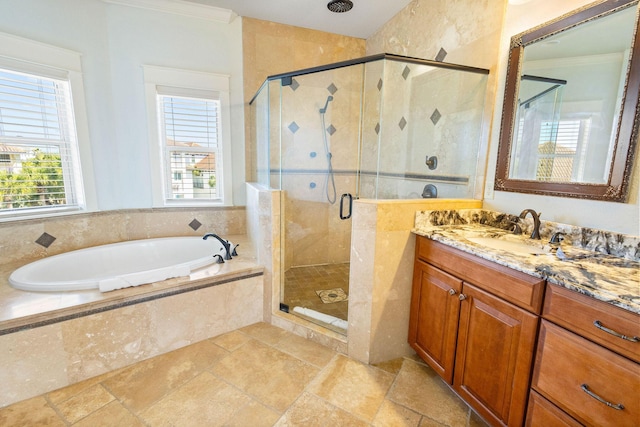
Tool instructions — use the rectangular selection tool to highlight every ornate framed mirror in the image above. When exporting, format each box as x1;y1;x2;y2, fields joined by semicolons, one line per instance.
495;0;640;201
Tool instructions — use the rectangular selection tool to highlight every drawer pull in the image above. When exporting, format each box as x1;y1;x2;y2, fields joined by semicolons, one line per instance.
458;294;467;301
593;320;639;343
580;384;625;410
448;288;457;296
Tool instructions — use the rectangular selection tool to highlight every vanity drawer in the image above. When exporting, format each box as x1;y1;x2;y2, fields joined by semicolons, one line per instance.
543;284;640;362
532;321;640;427
525;390;581;427
416;237;544;313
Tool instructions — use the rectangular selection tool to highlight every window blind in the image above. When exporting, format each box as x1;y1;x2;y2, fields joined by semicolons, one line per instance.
0;68;80;212
158;93;221;201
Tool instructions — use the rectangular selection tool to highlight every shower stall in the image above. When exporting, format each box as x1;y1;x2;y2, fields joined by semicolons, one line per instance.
250;54;489;334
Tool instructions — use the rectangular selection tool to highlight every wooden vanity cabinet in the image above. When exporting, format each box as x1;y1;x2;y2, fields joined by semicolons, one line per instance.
409;237;544;427
527;284;640;427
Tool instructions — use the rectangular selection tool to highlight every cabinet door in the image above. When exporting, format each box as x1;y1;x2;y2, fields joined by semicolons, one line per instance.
454;283;538;427
409;260;462;383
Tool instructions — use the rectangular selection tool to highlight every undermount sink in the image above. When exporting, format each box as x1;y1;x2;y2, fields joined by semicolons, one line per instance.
466;237;547;255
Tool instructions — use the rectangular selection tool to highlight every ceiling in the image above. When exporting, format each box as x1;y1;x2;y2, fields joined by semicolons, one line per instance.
182;0;414;39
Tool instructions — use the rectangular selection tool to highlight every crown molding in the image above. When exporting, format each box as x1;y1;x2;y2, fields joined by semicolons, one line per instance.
102;0;237;23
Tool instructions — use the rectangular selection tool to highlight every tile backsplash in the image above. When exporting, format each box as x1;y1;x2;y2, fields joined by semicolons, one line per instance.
0;207;246;265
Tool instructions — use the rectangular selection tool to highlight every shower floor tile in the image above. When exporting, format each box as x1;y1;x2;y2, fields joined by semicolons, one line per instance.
283;263;350;325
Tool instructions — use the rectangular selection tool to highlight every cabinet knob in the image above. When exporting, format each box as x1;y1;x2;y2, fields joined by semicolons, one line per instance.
448;288;457;296
459;294;467;301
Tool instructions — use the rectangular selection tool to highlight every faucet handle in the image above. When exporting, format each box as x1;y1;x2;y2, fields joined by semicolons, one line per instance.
509;220;522;235
231;244;239;257
549;232;565;244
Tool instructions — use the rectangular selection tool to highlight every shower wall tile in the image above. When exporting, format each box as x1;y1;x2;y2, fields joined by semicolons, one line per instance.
242;17;365;183
365;0;505;199
348;198;482;364
366;0;503;71
0;207;246;266
0;276;263;407
347;201;377;363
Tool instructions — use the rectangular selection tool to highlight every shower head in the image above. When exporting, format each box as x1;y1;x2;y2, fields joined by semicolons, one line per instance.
327;0;353;13
319;95;334;114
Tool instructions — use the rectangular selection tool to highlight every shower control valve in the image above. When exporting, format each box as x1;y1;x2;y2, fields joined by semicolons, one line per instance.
425;155;438;170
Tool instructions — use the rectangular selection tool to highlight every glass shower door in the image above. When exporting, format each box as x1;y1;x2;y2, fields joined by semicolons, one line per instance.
278;65;363;334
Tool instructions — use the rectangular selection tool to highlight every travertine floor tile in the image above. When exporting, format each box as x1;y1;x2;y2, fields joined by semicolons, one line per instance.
47;367;123;405
139;371;251;426
210;329;251;351
373;399;422;427
373;357;406;375
72;401;145;427
388;359;470;427
0;396;65;427
308;354;395;422
273;331;337;368
224;400;281;427
274;392;369;427
239;322;290;345
53;384;114;424
103;338;228;412
211;339;319;411
469;409;490;427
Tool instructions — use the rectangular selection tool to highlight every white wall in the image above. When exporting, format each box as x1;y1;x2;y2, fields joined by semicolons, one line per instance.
0;0;246;210
483;0;640;235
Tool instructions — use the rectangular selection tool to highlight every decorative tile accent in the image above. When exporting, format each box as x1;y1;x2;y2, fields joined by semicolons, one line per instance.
375;123;381;135
189;219;202;231
288;122;300;134
398;117;407;130
377;79;383;91
435;47;448;62
326;124;336;136
327;83;338;95
35;232;56;248
290;78;300;91
402;66;411;80
430;109;441;125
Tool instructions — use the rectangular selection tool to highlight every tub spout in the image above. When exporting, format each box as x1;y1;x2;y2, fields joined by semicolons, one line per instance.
203;233;232;260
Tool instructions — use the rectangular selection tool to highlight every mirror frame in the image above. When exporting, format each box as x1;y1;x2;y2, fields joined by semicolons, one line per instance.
495;0;640;202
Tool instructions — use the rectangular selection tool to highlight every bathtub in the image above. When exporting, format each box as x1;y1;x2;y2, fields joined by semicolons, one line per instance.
9;236;230;293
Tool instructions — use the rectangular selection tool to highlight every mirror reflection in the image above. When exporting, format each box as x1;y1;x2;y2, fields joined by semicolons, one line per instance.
510;4;636;184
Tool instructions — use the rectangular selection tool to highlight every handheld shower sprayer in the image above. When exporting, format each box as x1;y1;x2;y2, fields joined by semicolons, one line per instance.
319;95;334;113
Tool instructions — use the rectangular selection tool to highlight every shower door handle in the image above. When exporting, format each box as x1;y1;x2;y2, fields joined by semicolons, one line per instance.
339;193;353;220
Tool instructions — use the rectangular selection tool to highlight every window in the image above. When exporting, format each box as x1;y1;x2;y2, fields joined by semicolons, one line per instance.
0;68;83;213
536;119;590;182
144;66;232;206
158;92;221;200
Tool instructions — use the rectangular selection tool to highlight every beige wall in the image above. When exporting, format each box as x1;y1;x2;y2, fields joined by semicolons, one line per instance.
242;18;366;183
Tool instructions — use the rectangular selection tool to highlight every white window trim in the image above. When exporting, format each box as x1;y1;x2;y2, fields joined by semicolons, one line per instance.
0;31;97;221
143;65;233;207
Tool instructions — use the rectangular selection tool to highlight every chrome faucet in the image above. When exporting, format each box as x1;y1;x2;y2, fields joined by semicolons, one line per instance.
519;209;542;240
203;233;232;260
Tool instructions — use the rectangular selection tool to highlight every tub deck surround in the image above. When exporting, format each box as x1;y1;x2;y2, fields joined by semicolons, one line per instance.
0;235;260;335
413;210;639;314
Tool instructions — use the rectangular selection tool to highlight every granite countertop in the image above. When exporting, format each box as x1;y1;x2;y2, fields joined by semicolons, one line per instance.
413;210;640;315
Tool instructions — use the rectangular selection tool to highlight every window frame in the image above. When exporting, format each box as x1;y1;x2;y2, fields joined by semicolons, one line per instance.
144;65;232;207
0;31;96;221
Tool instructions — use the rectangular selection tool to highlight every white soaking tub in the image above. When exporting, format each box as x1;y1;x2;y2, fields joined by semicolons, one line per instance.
9;236;231;292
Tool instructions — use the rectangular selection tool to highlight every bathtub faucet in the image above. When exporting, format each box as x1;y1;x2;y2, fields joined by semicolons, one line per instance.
202;233;232;260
